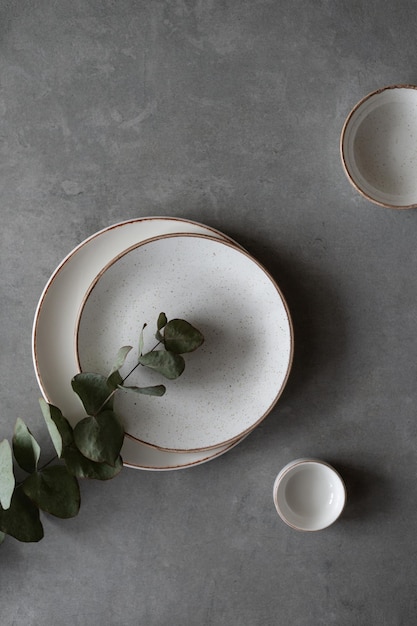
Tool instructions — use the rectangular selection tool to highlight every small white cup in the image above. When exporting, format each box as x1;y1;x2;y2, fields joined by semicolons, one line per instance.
273;458;346;531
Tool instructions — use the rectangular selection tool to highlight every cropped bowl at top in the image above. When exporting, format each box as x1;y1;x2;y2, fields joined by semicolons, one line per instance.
341;84;417;209
273;459;346;531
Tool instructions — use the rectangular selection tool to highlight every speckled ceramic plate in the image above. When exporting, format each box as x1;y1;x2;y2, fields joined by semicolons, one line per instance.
76;233;293;452
32;217;247;471
341;84;417;208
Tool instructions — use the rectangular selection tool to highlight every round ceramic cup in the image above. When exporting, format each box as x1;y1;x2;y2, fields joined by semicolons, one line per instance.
340;84;417;209
273;459;346;531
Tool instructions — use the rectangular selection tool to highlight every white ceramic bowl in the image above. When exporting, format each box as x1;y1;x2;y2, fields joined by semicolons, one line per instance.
341;84;417;208
273;459;346;531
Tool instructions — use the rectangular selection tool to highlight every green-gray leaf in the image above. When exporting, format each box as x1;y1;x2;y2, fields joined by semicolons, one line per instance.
73;410;124;465
157;312;168;331
39;399;73;457
119;384;166;397
63;446;123;480
0;440;15;510
139;350;185;379
0;489;44;543
155;330;164;343
13;418;41;473
71;373;115;415
0;530;5;544
107;369;123;391
163;319;204;354
22;466;80;519
108;346;132;379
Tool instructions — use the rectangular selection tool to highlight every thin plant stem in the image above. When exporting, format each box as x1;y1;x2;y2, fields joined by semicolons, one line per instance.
93;340;162;416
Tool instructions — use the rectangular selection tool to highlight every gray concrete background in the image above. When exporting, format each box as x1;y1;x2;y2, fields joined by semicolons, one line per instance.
1;0;417;624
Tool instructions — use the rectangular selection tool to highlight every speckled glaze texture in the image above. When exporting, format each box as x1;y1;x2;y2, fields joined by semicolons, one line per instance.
341;84;417;208
77;234;293;451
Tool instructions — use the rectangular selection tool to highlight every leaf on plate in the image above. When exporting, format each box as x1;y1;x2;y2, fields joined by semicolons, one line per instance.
73;410;124;466
107;369;123;391
71;373;115;415
0;488;44;543
157;312;168;331
163;319;204;354
12;418;41;473
139;350;185;380
119;384;166;397
155;330;164;343
0;440;15;510
39;399;73;457
22;466;80;519
108;346;132;379
63;445;123;480
0;530;5;545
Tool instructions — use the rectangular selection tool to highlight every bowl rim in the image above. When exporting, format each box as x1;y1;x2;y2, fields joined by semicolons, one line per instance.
273;458;347;532
340;83;417;210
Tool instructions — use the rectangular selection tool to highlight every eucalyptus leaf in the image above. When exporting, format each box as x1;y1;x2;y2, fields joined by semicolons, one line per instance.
107;369;123;391
0;489;44;543
22;466;80;519
63;446;123;480
155;330;164;343
0;530;5;544
0;440;15;510
139;350;185;379
13;418;41;473
119;384;166;397
108;346;132;379
157;312;168;331
163;319;204;354
71;373;115;415
39;399;73;457
73;410;124;465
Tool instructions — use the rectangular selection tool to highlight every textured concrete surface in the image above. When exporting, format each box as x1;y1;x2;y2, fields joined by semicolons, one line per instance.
1;0;417;624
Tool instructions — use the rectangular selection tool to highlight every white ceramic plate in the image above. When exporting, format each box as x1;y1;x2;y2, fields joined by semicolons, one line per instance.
32;217;246;470
341;84;417;208
76;233;293;452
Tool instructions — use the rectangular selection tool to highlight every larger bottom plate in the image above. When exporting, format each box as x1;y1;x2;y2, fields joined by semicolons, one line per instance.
32;217;246;470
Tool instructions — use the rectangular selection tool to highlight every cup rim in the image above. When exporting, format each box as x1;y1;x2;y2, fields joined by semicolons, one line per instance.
273;458;346;532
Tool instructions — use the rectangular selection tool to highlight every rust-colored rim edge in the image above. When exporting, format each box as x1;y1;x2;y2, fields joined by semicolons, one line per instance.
122;432;247;471
340;84;417;210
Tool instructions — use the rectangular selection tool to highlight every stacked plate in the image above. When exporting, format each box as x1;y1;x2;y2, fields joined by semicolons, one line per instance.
32;218;293;470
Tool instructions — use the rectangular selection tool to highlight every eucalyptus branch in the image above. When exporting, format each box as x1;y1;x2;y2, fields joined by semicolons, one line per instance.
0;313;204;545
